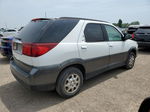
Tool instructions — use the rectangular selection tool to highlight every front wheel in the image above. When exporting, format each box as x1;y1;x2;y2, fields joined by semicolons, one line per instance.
125;52;136;69
56;67;83;98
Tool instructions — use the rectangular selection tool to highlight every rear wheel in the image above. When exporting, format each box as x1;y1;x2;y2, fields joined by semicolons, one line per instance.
138;97;150;112
56;67;83;98
1;53;6;56
125;52;136;69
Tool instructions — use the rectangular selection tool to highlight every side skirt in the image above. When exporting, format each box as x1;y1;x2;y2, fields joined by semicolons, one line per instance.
85;62;126;80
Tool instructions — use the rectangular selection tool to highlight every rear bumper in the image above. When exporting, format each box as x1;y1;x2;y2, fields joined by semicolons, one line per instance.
137;41;150;47
10;58;60;91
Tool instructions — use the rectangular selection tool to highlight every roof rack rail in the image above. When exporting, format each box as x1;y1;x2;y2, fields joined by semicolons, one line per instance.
60;17;108;23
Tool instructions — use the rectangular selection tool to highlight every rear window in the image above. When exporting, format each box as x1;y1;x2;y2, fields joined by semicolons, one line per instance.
16;19;79;43
136;27;150;33
16;20;49;42
40;19;79;43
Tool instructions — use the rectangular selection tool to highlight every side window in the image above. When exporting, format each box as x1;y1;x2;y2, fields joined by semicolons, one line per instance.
105;25;122;41
84;23;104;42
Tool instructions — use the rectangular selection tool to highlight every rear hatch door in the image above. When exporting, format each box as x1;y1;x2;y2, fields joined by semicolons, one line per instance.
13;19;50;66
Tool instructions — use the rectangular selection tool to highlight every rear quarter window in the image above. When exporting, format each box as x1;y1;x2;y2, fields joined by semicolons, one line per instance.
84;23;104;42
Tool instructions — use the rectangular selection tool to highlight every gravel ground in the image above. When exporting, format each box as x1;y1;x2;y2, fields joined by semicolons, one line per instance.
0;49;150;112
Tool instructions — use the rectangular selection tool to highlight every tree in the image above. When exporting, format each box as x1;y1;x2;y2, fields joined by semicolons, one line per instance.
118;19;123;28
113;23;118;26
130;21;140;25
113;20;140;28
122;23;129;28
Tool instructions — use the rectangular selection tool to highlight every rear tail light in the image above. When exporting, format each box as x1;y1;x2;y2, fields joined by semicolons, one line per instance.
22;43;58;57
132;34;135;39
22;43;32;56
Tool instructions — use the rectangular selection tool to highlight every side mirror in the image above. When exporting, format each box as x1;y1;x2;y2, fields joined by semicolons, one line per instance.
123;33;132;41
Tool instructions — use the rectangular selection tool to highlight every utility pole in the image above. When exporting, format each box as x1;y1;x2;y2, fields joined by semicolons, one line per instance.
45;12;47;18
4;22;7;29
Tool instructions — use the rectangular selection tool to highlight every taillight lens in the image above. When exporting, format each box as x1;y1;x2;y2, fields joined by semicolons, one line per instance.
132;34;135;39
22;43;58;57
22;43;32;56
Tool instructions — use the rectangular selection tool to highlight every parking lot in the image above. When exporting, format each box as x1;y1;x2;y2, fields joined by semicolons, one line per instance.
0;49;149;112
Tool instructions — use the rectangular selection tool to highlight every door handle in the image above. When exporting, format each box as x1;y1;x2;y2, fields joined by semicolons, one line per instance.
81;46;87;49
109;45;113;47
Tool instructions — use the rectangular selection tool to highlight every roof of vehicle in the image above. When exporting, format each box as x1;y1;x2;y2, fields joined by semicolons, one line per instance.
31;17;109;23
128;25;140;28
139;25;150;28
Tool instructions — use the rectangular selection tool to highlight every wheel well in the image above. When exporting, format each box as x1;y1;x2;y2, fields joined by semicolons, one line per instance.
58;64;86;80
130;49;137;57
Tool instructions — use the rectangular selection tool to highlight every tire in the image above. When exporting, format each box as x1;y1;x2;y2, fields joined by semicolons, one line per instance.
56;67;83;98
125;52;136;69
138;97;150;112
1;53;6;56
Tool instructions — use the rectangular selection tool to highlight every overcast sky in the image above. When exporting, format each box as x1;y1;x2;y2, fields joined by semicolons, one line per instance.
0;0;150;28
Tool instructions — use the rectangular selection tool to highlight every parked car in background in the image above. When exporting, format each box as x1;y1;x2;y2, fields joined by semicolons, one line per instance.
0;36;2;47
2;29;17;37
0;36;14;58
0;28;6;36
10;17;138;98
0;28;5;42
0;34;3;43
127;25;140;34
132;26;150;47
118;28;127;34
0;29;17;58
0;33;3;37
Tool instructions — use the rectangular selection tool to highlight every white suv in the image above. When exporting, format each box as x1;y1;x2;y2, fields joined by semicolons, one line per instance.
10;17;138;98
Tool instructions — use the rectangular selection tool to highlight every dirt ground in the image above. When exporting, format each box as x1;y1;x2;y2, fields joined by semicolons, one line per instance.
0;49;150;112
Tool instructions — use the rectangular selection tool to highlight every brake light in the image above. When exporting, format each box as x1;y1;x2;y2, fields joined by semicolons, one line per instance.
22;43;32;56
132;34;135;39
31;18;50;22
22;43;58;57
